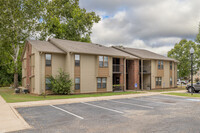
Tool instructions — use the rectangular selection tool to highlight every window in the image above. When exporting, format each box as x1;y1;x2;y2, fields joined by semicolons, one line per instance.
99;56;108;67
75;77;80;90
45;78;51;90
170;62;172;70
170;77;172;86
45;54;51;66
104;56;108;67
158;60;163;69
97;77;107;89
99;56;104;67
156;77;162;86
75;54;80;66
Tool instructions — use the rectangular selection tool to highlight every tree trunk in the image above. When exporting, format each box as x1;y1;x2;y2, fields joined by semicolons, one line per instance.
14;72;18;88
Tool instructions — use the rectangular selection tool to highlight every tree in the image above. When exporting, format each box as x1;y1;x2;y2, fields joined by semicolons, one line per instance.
40;0;100;42
0;0;46;88
168;39;200;78
0;0;100;88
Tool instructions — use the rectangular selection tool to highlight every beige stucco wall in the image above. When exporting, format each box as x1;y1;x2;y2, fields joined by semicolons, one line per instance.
151;60;177;89
52;54;65;76
80;54;97;93
163;61;170;88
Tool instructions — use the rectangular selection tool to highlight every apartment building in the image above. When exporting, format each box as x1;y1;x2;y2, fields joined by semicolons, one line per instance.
113;46;178;90
21;38;139;94
21;38;177;94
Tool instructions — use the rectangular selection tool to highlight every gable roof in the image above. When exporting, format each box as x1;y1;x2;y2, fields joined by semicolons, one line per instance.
28;40;65;54
113;46;178;62
48;38;138;59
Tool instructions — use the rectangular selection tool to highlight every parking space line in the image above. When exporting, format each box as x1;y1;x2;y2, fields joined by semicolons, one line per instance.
130;98;175;105
108;100;154;109
81;102;124;114
50;105;84;120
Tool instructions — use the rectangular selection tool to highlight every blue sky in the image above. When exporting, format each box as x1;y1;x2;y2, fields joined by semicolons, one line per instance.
79;0;200;55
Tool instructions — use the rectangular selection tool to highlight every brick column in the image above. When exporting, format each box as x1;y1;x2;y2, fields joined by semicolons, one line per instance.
119;58;124;90
133;60;140;89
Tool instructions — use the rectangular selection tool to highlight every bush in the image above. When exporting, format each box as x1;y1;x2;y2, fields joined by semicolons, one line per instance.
48;69;72;95
195;78;200;83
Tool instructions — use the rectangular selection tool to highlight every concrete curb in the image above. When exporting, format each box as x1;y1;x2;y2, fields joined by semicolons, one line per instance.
10;92;161;108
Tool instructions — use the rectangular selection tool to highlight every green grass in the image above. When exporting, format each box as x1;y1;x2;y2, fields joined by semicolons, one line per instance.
0;87;142;103
146;87;185;92
164;92;200;98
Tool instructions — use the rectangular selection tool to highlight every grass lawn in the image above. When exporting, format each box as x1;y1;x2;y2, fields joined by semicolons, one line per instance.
146;87;185;92
0;87;143;103
164;92;200;98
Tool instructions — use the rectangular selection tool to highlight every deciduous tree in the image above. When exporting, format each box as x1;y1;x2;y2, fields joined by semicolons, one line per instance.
168;39;200;78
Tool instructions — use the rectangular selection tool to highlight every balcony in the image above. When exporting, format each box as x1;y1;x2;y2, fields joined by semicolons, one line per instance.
113;64;124;74
140;66;151;74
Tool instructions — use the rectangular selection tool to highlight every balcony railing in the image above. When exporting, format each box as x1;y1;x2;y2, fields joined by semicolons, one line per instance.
113;64;124;73
113;84;123;91
140;66;151;74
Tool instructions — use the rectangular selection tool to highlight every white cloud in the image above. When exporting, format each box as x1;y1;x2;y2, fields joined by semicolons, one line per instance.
80;0;200;55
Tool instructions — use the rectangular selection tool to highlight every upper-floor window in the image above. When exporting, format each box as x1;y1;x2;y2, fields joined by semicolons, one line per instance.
45;54;51;67
170;77;172;86
158;60;163;69
170;62;172;70
156;77;162;86
97;77;107;89
99;56;108;68
75;54;80;66
75;77;80;90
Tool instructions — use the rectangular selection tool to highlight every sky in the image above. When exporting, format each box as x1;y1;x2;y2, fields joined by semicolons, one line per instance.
79;0;200;56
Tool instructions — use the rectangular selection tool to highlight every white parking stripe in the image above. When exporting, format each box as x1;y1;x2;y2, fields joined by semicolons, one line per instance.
131;98;175;105
108;100;154;109
81;102;124;114
50;105;84;120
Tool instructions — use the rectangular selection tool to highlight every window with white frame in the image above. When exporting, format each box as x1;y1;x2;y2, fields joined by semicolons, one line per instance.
156;77;162;86
45;54;51;67
97;77;107;89
158;60;163;69
99;56;108;68
75;54;80;66
75;77;80;90
170;77;172;86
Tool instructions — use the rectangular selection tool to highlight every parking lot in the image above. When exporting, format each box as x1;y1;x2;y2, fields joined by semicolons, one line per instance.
13;95;200;133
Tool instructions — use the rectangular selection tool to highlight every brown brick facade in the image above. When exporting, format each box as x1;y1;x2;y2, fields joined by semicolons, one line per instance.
127;60;140;90
26;43;32;92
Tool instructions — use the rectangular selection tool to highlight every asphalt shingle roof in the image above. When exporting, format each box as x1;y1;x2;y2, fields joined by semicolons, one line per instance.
28;40;65;54
48;38;138;59
113;46;178;62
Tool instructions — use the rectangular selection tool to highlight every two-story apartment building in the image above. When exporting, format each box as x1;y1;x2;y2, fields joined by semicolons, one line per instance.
21;38;177;94
113;46;178;90
21;38;139;94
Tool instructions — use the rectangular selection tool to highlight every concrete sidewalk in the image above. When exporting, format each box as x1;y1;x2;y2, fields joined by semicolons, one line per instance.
0;96;31;133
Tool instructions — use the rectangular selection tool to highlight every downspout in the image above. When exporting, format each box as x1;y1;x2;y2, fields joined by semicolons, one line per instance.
123;58;126;91
141;59;144;91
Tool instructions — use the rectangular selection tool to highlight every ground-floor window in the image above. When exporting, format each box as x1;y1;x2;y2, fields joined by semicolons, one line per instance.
75;77;80;90
170;77;172;86
45;78;51;90
156;77;162;86
97;77;107;89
